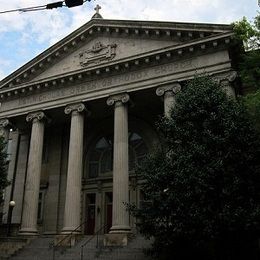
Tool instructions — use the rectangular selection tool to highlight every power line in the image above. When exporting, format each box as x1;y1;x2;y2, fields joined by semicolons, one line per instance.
0;0;92;15
0;5;47;14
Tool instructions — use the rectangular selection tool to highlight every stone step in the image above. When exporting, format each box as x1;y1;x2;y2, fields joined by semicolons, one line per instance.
0;237;31;259
7;235;152;260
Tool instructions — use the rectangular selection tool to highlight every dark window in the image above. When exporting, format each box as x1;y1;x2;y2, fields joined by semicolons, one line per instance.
89;136;113;178
128;133;147;170
88;133;148;178
37;191;44;223
42;136;49;164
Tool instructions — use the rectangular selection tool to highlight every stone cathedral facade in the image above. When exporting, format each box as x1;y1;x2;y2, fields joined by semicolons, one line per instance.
0;10;239;241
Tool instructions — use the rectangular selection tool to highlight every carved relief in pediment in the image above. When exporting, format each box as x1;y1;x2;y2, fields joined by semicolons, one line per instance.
78;41;117;67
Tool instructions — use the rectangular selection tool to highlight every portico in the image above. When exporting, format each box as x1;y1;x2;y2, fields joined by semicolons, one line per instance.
0;9;239;243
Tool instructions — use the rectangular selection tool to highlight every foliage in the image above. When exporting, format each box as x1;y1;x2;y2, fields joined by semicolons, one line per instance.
129;76;260;259
0;136;8;203
238;49;260;90
243;89;260;130
232;13;260;90
232;13;260;51
233;14;260;128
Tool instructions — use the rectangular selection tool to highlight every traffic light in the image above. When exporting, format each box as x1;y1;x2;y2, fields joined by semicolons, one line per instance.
65;0;84;8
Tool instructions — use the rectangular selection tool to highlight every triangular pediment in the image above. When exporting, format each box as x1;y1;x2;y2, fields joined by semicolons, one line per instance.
0;18;233;90
32;36;184;81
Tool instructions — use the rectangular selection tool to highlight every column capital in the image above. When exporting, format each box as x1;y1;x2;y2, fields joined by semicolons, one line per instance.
64;103;86;115
213;70;237;85
156;83;181;97
0;118;12;129
213;71;237;98
107;93;130;106
26;111;47;123
0;118;14;138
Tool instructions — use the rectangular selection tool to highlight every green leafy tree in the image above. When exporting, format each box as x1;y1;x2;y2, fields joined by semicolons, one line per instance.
0;136;8;203
130;76;260;260
233;14;260;133
243;90;260;131
233;15;260;51
232;14;260;90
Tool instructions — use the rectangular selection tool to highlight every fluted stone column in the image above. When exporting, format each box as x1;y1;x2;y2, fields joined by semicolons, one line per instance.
107;93;131;234
156;83;181;117
20;112;46;235
62;103;86;234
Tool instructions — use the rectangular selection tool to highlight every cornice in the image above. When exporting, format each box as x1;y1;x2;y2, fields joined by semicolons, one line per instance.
0;19;233;90
0;32;234;101
91;19;232;32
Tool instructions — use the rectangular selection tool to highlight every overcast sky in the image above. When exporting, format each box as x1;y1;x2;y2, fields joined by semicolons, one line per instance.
0;0;259;80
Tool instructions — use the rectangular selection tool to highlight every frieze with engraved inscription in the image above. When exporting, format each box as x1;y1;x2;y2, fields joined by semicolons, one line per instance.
17;59;195;106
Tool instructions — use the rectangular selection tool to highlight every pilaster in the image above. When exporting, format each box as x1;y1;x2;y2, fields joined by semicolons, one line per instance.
0;118;12;225
2;130;19;225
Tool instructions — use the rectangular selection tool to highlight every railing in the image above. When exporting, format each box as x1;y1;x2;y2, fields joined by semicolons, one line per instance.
51;221;87;260
80;223;108;260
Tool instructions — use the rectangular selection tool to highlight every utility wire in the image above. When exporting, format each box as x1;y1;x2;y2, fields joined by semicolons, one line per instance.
0;0;91;14
0;5;47;14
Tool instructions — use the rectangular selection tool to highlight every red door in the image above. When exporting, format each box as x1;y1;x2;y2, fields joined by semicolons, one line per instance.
105;192;113;233
106;204;112;233
86;205;95;234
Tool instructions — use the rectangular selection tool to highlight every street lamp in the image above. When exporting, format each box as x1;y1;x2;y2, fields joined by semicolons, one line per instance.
7;200;15;236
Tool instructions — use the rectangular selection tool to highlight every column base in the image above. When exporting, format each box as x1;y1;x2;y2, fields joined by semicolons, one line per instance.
19;227;39;236
104;225;132;246
104;233;132;247
109;225;131;234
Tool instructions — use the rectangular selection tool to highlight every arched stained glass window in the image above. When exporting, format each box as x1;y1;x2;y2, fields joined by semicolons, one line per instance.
88;132;147;178
128;132;147;170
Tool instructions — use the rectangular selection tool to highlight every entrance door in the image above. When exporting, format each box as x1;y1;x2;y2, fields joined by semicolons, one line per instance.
105;192;112;233
85;193;96;235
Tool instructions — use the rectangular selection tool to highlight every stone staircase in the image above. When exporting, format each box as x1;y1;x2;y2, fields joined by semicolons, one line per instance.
0;237;31;259
93;236;152;260
3;235;152;260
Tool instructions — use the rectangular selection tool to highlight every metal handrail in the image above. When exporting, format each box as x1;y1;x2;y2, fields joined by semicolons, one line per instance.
51;220;87;260
80;223;108;260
